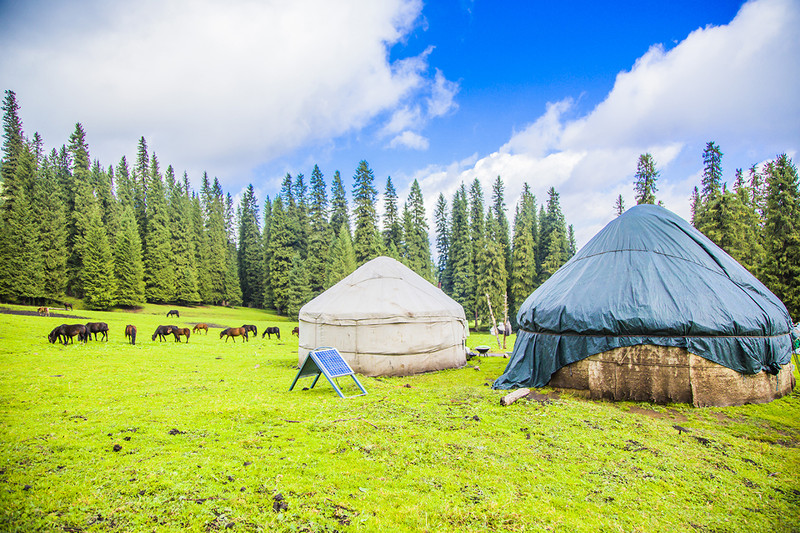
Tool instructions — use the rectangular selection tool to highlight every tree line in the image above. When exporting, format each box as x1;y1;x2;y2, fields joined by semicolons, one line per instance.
628;142;800;318
0;90;577;327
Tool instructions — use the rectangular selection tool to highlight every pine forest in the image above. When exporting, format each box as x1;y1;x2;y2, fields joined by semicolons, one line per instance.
2;90;799;326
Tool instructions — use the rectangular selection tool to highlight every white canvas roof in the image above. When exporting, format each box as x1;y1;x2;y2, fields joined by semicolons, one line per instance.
298;256;468;376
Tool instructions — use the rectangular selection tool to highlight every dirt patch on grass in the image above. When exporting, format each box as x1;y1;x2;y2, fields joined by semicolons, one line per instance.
0;307;87;320
629;406;688;422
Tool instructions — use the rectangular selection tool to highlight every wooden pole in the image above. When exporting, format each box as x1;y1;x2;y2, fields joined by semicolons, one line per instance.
502;292;509;349
500;388;530;406
486;292;501;348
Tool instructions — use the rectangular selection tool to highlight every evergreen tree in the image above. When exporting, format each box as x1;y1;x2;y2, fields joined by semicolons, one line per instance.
35;153;68;301
114;205;146;306
382;176;403;251
142;154;175;303
402;179;434;281
434;193;450;289
633;153;659;205
286;252;311;318
477;209;508;328
701;141;724;201
191;187;212;303
268;197;294;314
614;194;625;216
539;187;569;284
330;170;350;237
132;137;149;237
326;225;357;288
294;173;310;259
224;240;243;306
1;90;25;206
168;168;200;303
568;224;577;257
201;177;228;304
761;155;800;317
236;184;262;306
306;165;330;296
510;185;537;318
491;175;512;298
447;184;473;313
468;178;486;326
81;203;117;309
66;123;92;295
690;186;701;226
351;160;381;264
261;196;274;308
3;186;44;302
540;227;565;280
115;156;134;210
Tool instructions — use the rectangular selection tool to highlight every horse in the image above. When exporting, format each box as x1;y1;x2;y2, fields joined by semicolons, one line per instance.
59;324;87;345
220;327;248;342
242;324;257;336
291;326;299;336
85;322;109;341
262;326;280;340
63;302;72;311
48;325;65;344
166;309;180;318
125;325;137;345
152;325;177;342
37;307;50;317
173;327;191;343
193;323;209;334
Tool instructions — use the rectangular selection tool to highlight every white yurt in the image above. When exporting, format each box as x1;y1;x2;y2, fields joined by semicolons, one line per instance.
298;256;469;377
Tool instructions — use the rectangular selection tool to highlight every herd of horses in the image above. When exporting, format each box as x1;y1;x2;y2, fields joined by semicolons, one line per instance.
45;309;299;346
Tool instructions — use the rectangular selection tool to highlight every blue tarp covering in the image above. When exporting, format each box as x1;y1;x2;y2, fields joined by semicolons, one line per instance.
493;204;794;390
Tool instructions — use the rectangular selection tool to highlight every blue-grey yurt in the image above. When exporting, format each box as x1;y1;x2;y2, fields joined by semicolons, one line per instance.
494;204;796;406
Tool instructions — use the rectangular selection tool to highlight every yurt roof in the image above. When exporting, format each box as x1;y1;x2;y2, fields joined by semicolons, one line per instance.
494;204;793;389
300;256;466;323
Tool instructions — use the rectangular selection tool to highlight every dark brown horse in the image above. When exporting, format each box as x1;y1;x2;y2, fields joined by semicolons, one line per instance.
242;324;257;336
63;302;73;311
48;325;65;344
125;325;137;345
152;325;177;342
193;323;209;334
262;326;280;340
166;309;180;318
291;326;299;336
173;327;191;343
85;322;109;341
220;327;248;342
56;324;87;345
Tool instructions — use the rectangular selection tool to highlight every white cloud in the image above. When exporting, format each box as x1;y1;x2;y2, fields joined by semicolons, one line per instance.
389;130;430;150
0;0;448;185
417;0;800;247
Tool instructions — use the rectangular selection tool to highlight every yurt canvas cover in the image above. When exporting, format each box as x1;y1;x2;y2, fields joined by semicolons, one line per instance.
299;256;468;377
493;205;795;395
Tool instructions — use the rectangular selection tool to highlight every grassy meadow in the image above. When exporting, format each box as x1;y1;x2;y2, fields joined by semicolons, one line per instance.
0;303;799;532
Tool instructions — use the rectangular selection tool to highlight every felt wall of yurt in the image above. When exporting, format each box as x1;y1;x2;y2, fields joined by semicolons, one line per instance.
298;256;468;377
493;205;796;406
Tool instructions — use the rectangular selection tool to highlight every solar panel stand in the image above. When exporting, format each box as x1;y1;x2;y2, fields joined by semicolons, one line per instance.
289;347;367;398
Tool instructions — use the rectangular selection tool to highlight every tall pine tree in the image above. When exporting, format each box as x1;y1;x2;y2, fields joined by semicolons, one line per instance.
351;160;381;264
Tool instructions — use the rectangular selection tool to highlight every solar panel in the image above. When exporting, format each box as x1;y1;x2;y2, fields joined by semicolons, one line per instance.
313;348;353;377
289;347;366;398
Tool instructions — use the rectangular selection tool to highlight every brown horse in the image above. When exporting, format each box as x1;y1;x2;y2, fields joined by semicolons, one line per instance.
242;324;257;336
152;325;177;342
173;327;191;343
291;326;299;336
57;324;87;345
38;307;50;317
85;322;109;341
48;325;65;344
193;323;209;334
220;327;248;342
262;326;280;340
63;302;73;311
166;309;180;318
125;325;137;345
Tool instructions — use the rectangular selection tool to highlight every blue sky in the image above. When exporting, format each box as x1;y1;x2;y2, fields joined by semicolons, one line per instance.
1;0;797;246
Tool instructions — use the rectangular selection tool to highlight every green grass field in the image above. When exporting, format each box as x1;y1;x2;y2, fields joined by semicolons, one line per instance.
1;303;798;532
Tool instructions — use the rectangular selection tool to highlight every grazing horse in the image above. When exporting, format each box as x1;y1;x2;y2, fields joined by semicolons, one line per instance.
242;324;257;336
59;324;87;345
220;327;248;342
262;326;280;340
64;302;73;311
173;327;191;343
48;325;65;344
38;307;50;317
85;322;109;341
125;325;137;345
291;326;299;336
152;325;177;342
166;309;180;318
193;323;209;334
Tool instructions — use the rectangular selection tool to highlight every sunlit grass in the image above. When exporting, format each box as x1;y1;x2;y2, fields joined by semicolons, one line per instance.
0;303;798;532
